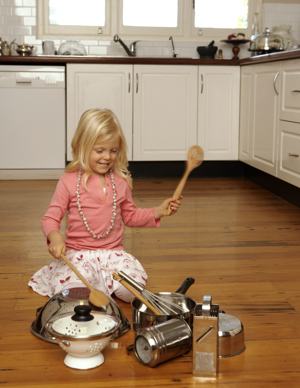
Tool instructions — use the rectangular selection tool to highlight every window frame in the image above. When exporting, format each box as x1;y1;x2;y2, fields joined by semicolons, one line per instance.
189;0;262;40
117;0;185;38
37;0;112;38
37;0;261;42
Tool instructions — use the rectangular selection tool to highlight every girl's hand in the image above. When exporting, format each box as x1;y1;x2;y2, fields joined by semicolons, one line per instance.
47;231;65;259
154;196;182;219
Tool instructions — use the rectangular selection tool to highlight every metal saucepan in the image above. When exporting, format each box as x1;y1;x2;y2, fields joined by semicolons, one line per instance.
132;277;196;331
218;312;245;358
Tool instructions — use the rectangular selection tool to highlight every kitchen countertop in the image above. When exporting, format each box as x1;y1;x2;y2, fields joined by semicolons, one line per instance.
0;48;299;67
0;55;237;66
240;48;300;65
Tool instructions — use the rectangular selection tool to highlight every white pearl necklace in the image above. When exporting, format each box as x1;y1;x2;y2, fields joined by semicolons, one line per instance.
76;170;117;239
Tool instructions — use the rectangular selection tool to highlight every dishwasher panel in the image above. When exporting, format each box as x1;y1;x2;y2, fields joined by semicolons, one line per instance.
0;66;65;169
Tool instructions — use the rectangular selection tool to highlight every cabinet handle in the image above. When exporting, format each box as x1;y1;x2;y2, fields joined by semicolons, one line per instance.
128;72;131;93
288;153;299;158
273;72;279;95
200;73;204;94
291;90;300;93
135;73;139;93
16;80;32;84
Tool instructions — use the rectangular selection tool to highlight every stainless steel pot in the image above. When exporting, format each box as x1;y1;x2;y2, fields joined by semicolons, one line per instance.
132;277;196;331
31;287;130;343
218;312;245;358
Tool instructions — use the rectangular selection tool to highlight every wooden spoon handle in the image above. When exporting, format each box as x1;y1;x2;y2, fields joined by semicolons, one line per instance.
172;170;190;200
60;254;92;291
112;272;161;315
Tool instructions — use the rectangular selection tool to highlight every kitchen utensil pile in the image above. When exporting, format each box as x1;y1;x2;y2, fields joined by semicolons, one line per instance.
112;271;188;316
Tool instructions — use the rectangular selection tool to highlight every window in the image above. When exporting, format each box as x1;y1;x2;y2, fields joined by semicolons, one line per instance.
49;0;105;27
37;0;259;41
192;0;260;39
118;0;183;37
195;0;248;29
122;0;178;28
37;0;110;37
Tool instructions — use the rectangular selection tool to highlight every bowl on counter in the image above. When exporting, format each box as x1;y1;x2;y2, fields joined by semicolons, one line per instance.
197;45;218;59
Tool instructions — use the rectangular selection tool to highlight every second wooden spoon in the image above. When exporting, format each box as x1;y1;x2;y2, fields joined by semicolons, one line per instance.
169;145;204;211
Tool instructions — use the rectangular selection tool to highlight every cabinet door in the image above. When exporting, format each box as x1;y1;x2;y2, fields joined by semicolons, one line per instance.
251;63;280;175
198;66;240;160
67;64;133;161
279;59;300;123
133;65;197;161
278;120;300;188
239;67;254;163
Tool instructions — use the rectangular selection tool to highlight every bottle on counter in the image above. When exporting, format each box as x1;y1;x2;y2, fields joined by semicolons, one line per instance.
249;12;260;54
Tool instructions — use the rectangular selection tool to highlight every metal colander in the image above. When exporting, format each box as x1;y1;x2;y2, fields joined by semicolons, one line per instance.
31;287;130;343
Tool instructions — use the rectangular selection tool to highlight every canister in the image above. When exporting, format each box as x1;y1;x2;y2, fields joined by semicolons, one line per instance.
134;318;192;367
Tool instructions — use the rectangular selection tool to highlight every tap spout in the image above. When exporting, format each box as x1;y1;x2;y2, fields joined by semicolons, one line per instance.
113;34;136;57
169;36;177;58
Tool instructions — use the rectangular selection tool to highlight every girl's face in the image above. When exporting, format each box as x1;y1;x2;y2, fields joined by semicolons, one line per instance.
89;138;119;175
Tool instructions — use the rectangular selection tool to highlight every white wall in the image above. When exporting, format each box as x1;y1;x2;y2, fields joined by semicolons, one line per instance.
0;0;299;59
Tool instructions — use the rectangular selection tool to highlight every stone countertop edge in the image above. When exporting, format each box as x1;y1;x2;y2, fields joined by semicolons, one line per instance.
0;55;238;66
0;49;299;66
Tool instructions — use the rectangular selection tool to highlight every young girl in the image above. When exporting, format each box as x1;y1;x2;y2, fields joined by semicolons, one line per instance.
28;108;181;302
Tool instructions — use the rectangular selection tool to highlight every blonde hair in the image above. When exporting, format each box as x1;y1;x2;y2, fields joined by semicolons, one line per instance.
66;108;132;187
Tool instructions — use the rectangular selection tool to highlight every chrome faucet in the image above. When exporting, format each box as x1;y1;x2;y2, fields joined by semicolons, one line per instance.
169;36;177;58
113;34;139;57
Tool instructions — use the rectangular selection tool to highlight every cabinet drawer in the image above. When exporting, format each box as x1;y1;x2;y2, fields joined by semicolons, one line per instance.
278;120;300;187
280;66;300;123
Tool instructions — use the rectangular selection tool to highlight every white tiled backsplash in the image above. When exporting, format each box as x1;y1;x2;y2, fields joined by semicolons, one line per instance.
0;0;299;59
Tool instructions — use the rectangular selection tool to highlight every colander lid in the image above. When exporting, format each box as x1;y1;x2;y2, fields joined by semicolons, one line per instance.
48;305;119;340
31;287;130;343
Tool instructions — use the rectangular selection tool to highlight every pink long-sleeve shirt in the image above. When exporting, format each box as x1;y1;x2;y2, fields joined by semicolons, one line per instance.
41;171;160;251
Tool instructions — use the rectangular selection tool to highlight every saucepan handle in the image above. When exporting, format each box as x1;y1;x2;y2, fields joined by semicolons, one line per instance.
175;277;195;294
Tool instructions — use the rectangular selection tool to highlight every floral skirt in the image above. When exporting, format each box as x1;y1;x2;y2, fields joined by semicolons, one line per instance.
28;249;148;298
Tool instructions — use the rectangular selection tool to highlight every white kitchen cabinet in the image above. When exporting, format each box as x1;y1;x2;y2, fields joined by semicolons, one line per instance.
240;58;300;189
67;64;198;161
198;66;240;160
239;68;253;163
279;59;300;123
278;120;300;187
239;62;280;176
67;64;133;161
133;65;198;160
278;59;300;188
67;64;241;162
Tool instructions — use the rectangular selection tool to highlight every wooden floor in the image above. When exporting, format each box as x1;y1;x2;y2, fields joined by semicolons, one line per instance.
1;177;300;387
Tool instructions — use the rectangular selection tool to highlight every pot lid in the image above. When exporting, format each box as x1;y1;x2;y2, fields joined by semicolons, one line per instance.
31;287;130;343
48;305;119;340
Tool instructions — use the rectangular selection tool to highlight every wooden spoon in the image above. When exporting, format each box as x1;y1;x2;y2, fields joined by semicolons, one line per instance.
60;254;110;308
171;145;204;205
